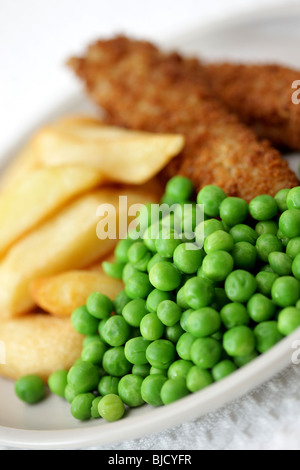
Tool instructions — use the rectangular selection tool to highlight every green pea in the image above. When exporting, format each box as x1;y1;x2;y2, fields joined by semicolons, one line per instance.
186;307;221;338
81;340;107;365
278;307;300;336
15;375;46;404
70;393;94;420
149;261;182;291
140;313;165;341
210;287;230;311
155;229;182;259
202;250;234;282
143;222;161;252
176;285;190;309
286;187;300;210
98;376;120;396
64;384;77;403
255;220;278;236
146;339;176;370
86;292;113;320
197;185;226;218
176;333;196;361
277;229;290;247
114;238;135;263
225;270;257;303
256;234;283;263
147;253;171;272
101;315;130;347
83;335;102;347
118;374;145;407
268;252;293;275
122;298;148;327
229;224;258;245
254;321;283;353
124;336;151;365
157;300;182;326
204;230;234;254
220;302;250;329
167;360;193;380
212;360;237;381
165;175;195;203
190;337;222;369
223;326;255;357
173;243;204;274
274;188;290;213
125;271;153;299
247;293;276;322
271;276;300;307
219;197;249;227
184;276;215;309
98;394;125;422
249;195;278;221
292;253;300;280
231;242;257;270
102;260;125;279
160;378;190;405
141;374;168;406
186;366;213;392
255;271;279;297
102;347;132;377
127;242;152;271
165;323;185;343
234;350;258;367
71;305;99;336
150;366;168;376
67;362;99;394
195;219;225;247
113;290;131;315
132;364;151;377
286;238;300;259
146;289;172;313
48;370;68;398
279;209;300;238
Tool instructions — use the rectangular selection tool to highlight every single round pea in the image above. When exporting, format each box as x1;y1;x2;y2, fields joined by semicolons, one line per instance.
255;271;279;297
247;293;276;322
254;321;283;353
167;360;193;380
146;339;176;370
204;230;234;254
155;230;182;259
124;336;151;365
101;315;130;347
277;229;290;247
176;332;196;361
118;374;145;407
81;340;107;365
157;300;182;327
102;260;125;279
186;307;221;338
67;362;99;394
147;253;171;272
146;289;172;313
278;307;300;335
268;252;293;275
256;234;283;263
64;384;77;403
141;374;167;406
210;287;230;311
197;185;227;218
292;253;300;280
70;393;94;420
275;188;290;213
160;378;189;405
286;238;300;259
122;298;148;327
113;290;131;315
98;376;120;396
83;335;102;347
86;292;113;320
186;366;213;392
48;370;68;398
15;375;46;404
122;263;139;283
180;309;194;332
279;209;300;238
219;197;249;227
149;261;181;292
165;175;195;203
255;220;278;236
249;195;278;221
184;276;215;309
176;286;190;309
91;396;102;419
173;243;204;274
114;238;135;263
150;366;168;376
102;347;132;377
202;250;234;282
132;364;151;377
125;271;153;299
234;350;258;367
190;337;222;369
271;276;300;307
220;302;250;329
223;326;255;357
140;313;165;341
286;187;300;210
165;323;185;343
212;360;237;381
225;270;257;303
71;306;99;336
229;224;258;245
98;394;125;422
195;219;225;247
231;242;257;270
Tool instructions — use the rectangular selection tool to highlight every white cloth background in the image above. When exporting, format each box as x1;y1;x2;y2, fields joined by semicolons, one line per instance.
1;0;300;451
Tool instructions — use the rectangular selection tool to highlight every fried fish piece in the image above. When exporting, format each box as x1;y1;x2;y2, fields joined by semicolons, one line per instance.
68;36;298;201
202;62;300;151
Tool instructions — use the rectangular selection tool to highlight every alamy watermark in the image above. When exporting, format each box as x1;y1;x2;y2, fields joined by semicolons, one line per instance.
95;197;205;248
291;80;300;105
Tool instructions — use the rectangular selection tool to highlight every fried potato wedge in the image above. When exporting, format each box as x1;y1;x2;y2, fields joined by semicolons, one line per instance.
0;313;83;381
0;139;38;190
33;126;185;184
0;166;104;257
30;270;124;317
0;187;153;318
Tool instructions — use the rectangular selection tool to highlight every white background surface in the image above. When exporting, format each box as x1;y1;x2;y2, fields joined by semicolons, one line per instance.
1;0;300;451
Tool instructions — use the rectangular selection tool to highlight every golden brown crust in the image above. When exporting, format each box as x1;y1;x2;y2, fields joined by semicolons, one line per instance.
68;36;299;201
202;62;300;150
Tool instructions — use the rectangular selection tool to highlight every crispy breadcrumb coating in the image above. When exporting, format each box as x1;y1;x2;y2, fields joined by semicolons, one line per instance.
68;36;298;201
203;62;300;151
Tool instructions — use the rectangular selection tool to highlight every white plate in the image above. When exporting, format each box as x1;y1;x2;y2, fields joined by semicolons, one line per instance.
1;4;300;450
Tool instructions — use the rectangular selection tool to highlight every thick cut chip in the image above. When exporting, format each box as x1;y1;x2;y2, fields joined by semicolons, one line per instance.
30;270;124;317
0;166;104;257
0;313;83;381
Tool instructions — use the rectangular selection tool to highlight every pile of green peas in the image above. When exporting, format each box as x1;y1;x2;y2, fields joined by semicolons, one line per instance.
15;176;300;422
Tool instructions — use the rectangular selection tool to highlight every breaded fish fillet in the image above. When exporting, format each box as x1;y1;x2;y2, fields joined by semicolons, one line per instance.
203;62;300;151
68;36;299;201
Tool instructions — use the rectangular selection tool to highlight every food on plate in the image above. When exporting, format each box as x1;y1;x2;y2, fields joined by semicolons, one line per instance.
30;270;124;317
68;35;299;201
0;166;104;257
202;62;300;150
0;313;83;381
